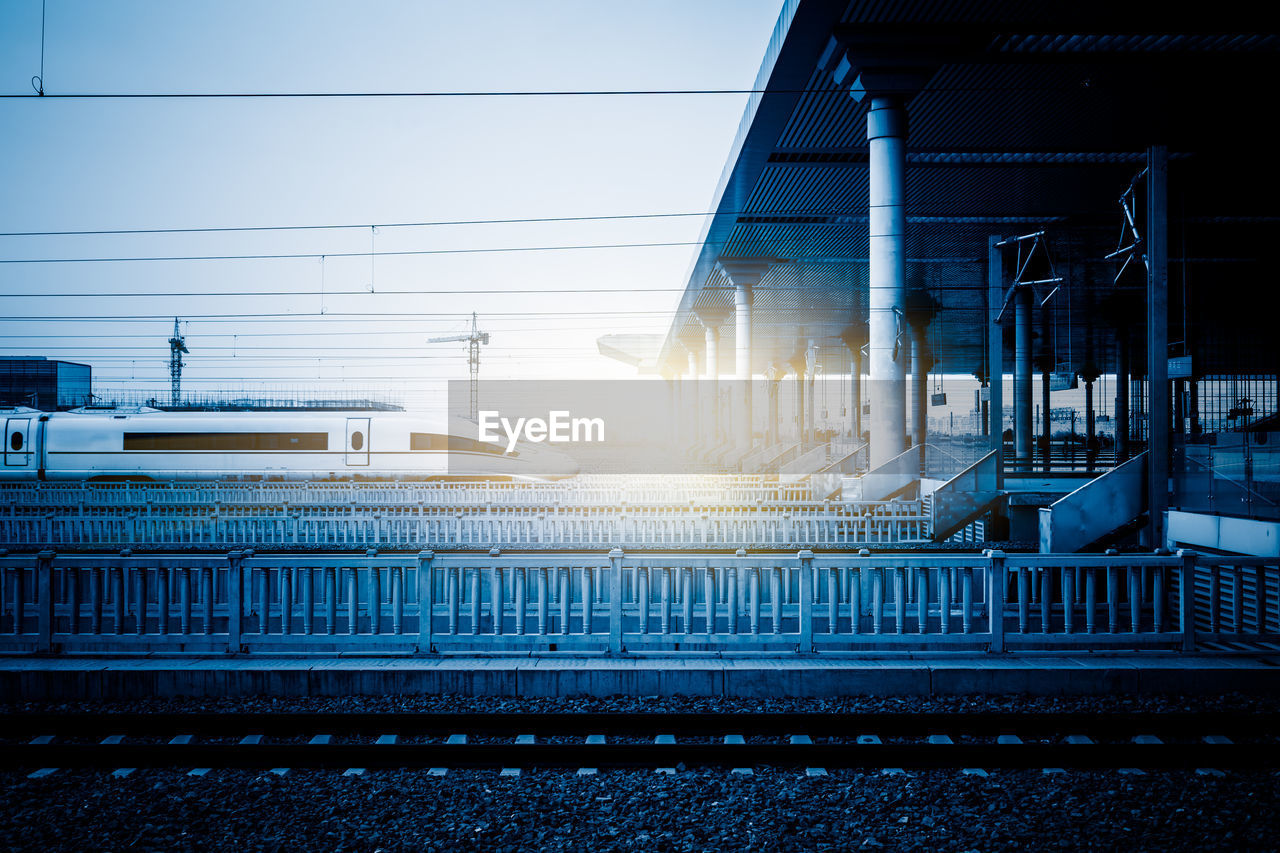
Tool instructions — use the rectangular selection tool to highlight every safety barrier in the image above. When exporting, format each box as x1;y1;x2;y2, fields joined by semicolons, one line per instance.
0;548;1259;655
0;500;927;549
0;476;816;508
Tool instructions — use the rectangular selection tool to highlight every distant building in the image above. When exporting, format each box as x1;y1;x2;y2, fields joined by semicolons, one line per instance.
0;357;92;410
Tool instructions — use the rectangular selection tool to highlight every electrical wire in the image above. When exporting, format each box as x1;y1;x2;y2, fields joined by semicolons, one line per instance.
0;209;848;238
0;84;1109;101
0;239;705;264
0;310;674;320
0;287;686;297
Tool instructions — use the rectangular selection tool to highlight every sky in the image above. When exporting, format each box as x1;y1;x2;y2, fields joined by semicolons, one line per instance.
0;0;787;410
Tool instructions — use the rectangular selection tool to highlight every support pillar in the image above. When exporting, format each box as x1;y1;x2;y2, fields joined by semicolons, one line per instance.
1080;363;1100;473
704;323;719;444
735;282;752;446
805;344;817;446
765;364;782;447
695;309;728;446
1014;286;1033;469
664;371;679;451
789;353;807;445
867;96;908;468
718;260;773;451
987;236;1005;475
851;348;863;443
1040;355;1052;471
686;345;701;452
1116;330;1130;461
1189;377;1200;437
911;324;929;449
1147;144;1169;546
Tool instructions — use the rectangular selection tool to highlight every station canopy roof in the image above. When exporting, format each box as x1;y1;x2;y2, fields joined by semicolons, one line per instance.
659;0;1279;381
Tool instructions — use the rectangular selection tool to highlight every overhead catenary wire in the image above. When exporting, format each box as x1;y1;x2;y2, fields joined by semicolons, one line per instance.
0;83;1134;101
0;209;856;238
0;238;706;264
0;287;688;297
0;310;674;320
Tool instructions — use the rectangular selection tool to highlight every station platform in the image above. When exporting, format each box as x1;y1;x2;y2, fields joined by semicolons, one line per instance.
3;653;1278;700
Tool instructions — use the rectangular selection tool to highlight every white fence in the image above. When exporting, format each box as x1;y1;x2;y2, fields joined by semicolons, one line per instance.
1;548;1263;655
0;476;816;508
1;500;928;549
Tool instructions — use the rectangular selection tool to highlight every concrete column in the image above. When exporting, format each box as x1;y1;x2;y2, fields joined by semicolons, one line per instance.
701;321;720;443
987;237;1005;475
842;318;869;446
1189;377;1200;437
867;96;908;467
686;346;700;450
734;284;752;448
805;345;817;445
1147;144;1169;546
911;325;928;449
718;260;772;451
1080;364;1099;473
790;354;806;444
1014;286;1033;468
1040;356;1052;471
670;373;680;450
851;348;863;443
669;352;685;451
765;364;781;446
1116;330;1130;461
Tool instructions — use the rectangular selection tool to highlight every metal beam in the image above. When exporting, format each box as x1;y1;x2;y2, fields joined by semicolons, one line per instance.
766;150;1183;166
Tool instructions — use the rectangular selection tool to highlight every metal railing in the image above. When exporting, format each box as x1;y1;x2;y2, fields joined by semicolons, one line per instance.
0;475;817;508
0;548;1258;655
0;500;929;549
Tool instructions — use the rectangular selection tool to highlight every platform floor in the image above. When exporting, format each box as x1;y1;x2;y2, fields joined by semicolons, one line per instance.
3;653;1279;699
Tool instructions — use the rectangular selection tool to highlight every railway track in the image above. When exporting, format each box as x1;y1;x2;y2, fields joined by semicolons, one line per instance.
4;711;1278;773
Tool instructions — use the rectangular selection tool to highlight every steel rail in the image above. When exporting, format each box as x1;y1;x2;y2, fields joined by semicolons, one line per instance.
3;711;1275;738
4;742;1278;771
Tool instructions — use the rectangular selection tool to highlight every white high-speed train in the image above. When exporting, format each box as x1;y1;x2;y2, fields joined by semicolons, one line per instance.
0;407;578;482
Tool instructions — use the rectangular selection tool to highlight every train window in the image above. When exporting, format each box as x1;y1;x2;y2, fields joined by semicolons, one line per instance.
123;432;328;451
9;432;22;451
410;432;515;457
350;431;364;451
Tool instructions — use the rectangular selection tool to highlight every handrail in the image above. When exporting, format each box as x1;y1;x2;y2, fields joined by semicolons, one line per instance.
3;548;1260;655
929;451;1003;542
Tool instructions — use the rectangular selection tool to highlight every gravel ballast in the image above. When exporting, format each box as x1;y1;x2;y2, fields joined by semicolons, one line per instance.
3;693;1279;852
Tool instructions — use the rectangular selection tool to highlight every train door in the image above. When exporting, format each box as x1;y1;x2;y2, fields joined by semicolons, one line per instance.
345;417;370;466
4;418;31;467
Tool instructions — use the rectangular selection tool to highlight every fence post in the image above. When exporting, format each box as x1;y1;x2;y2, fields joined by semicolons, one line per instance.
798;549;814;653
417;549;434;652
1178;549;1197;652
987;549;1006;653
367;547;381;635
226;550;244;653
36;549;55;653
608;548;624;655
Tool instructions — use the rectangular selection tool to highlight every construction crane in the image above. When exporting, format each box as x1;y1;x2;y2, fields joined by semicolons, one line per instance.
167;317;188;408
427;312;489;420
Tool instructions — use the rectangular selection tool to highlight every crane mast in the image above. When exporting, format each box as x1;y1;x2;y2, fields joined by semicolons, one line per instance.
427;312;490;420
168;317;188;408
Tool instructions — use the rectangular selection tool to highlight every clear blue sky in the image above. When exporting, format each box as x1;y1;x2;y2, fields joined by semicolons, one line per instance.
0;0;786;408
